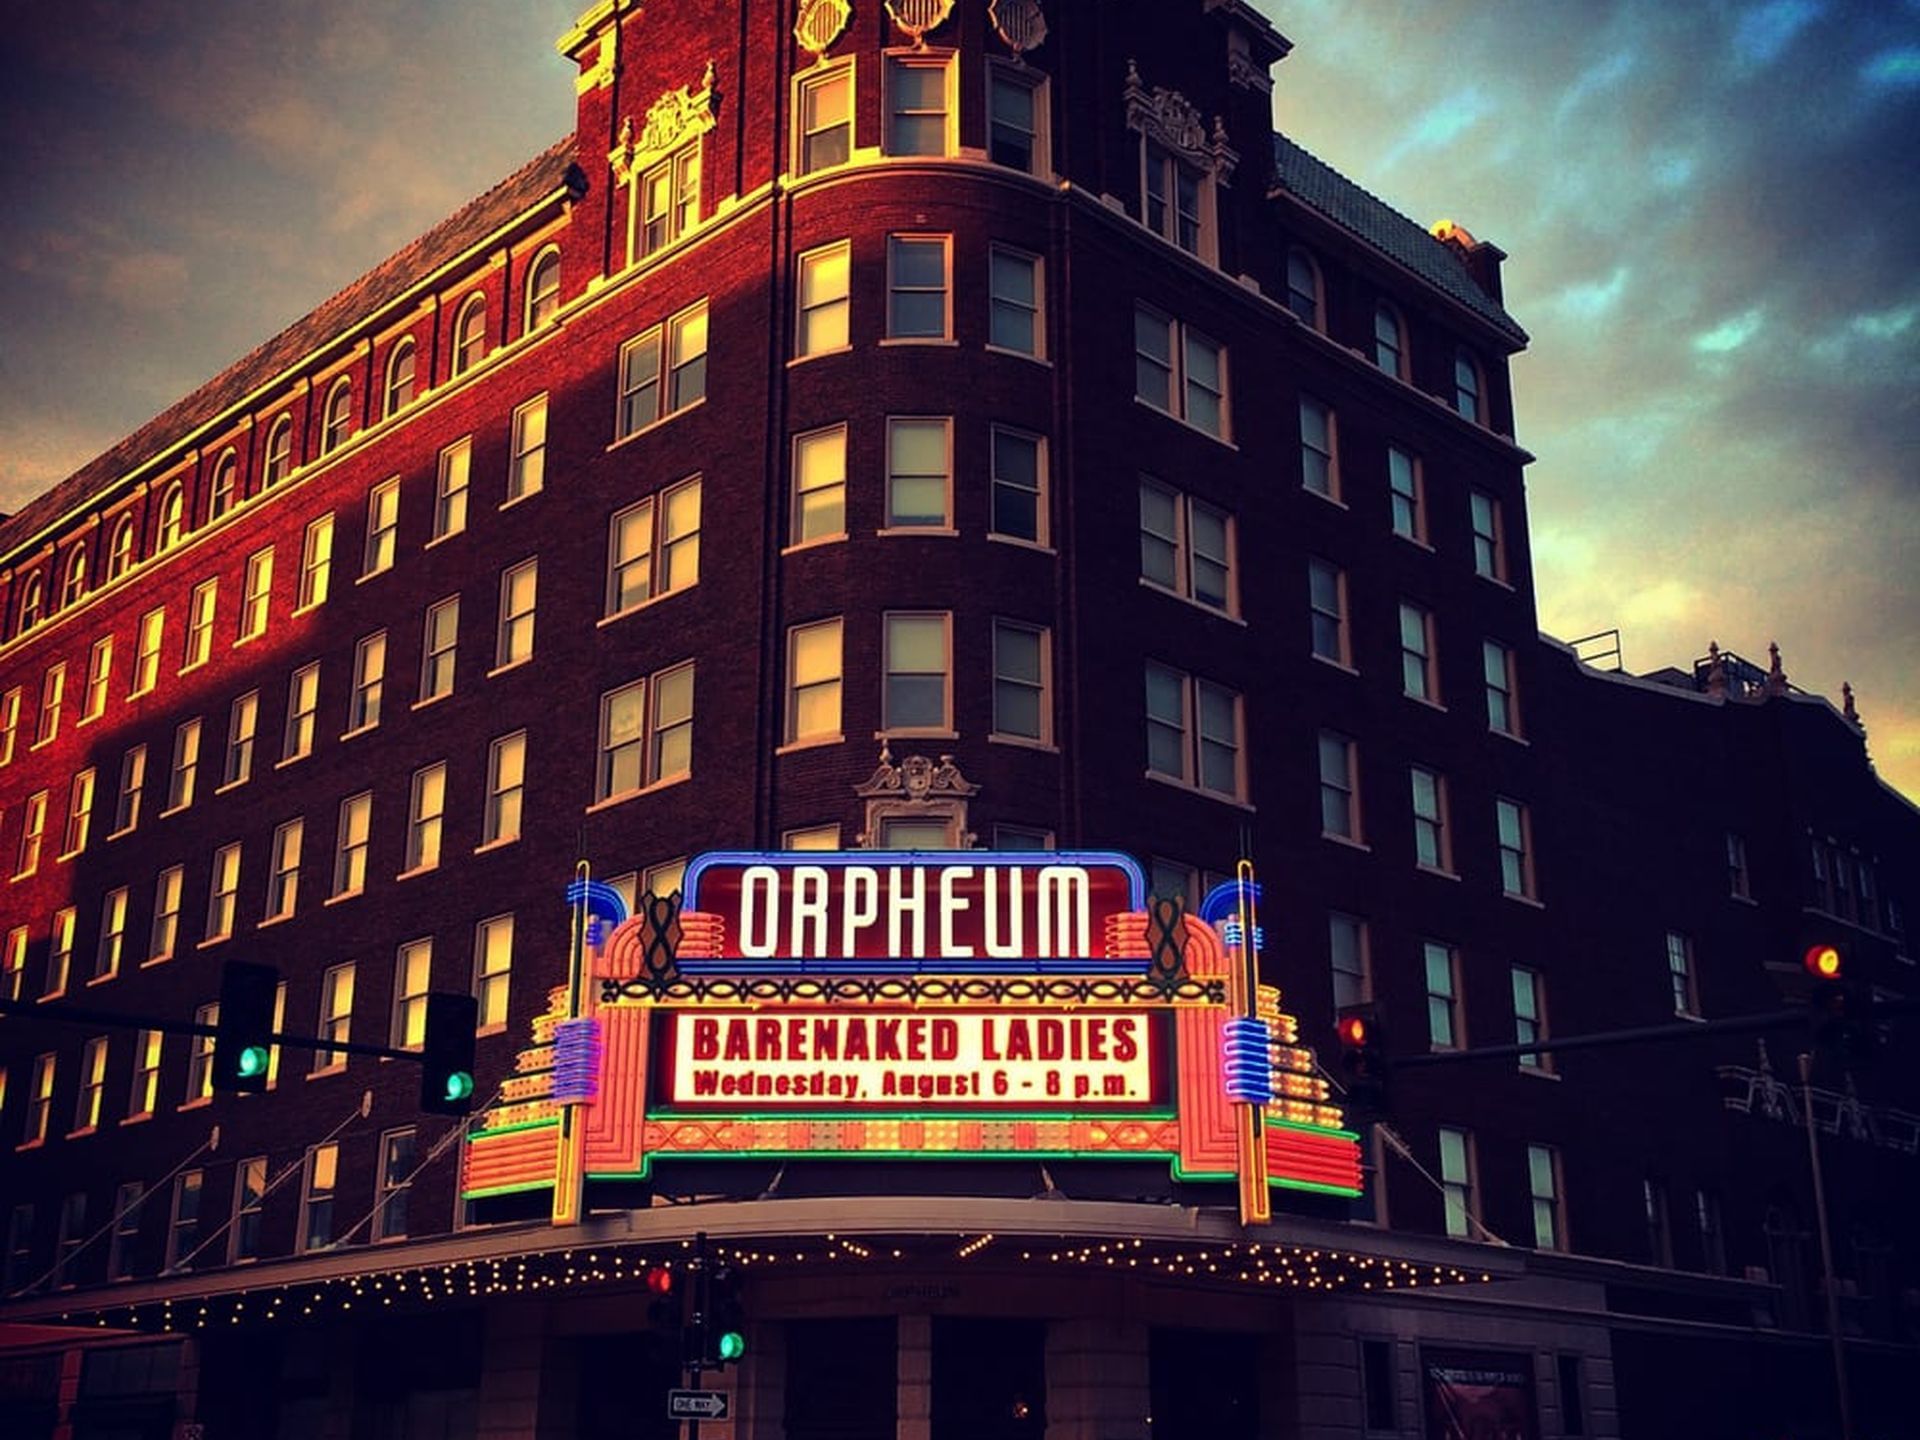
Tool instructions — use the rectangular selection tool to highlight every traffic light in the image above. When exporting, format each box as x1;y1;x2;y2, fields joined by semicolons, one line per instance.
704;1264;746;1366
1803;943;1875;1068
1334;1003;1391;1120
645;1265;680;1329
419;992;478;1115
212;961;279;1093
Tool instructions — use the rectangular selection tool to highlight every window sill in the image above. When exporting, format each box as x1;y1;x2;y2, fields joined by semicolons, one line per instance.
356;567;394;586
65;1125;98;1141
1137;577;1242;624
597;584;697;630
234;631;266;649
876;728;958;743
500;486;543;512
291;600;327;618
274;753;311;770
178;660;209;677
9;869;38;883
394;864;440;883
140;954;172;968
478;1022;508;1039
77;712;102;729
983;344;1049;366
339;723;379;742
473;836;521;856
411;693;452;713
257;913;293;929
179;1097;211;1112
128;685;158;701
1517;1065;1561;1081
55;848;84;864
85;972;117;987
584;771;692;815
487;658;533;680
1311;655;1358;676
39;989;67;1003
1476;573;1516;592
606;396;707;454
781;534;848;557
1731;892;1759;906
196;935;232;951
777;735;844;756
877;525;958;538
877;337;959;348
119;1112;154;1127
308;1064;346;1080
323;890;363;908
1302;486;1347;510
1394;534;1435;553
1131;395;1235;449
1321;833;1371;853
423;530;465;552
14;1139;44;1153
1415;864;1461;882
988;733;1058;753
1143;769;1253;812
1502;892;1545;909
1673;1011;1707;1025
987;534;1056;556
1492;728;1529;746
788;345;854;368
213;779;249;796
1404;694;1448;714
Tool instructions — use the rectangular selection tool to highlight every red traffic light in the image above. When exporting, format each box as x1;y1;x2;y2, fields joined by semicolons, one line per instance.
645;1265;674;1296
1336;1013;1371;1048
1803;944;1843;980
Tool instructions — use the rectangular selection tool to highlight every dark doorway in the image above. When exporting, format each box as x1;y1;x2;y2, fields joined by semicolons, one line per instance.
1149;1327;1259;1440
932;1317;1047;1440
785;1317;897;1440
574;1331;681;1440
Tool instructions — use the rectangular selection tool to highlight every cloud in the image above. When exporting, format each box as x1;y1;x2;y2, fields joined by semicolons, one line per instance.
1378;86;1495;169
1547;266;1632;321
1861;47;1920;88
1692;308;1765;353
1733;0;1828;70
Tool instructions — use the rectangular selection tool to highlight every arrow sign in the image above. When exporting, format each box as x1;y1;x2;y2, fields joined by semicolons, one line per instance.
669;1389;730;1420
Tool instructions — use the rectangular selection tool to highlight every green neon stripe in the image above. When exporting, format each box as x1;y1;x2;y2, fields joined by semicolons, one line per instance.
461;1180;556;1199
469;1117;562;1139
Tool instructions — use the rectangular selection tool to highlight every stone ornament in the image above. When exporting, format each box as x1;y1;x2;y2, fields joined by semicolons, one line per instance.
989;0;1048;54
794;0;852;58
610;61;719;184
854;744;980;849
885;0;953;48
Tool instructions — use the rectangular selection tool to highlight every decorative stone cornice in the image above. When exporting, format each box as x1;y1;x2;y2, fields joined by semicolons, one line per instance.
1123;60;1238;185
855;745;980;803
610;62;719;185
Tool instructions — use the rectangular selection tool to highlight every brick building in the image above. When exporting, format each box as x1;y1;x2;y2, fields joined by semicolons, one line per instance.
0;1;1913;1436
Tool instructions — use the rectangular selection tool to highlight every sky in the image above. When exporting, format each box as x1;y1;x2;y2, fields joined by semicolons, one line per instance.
2;0;1916;799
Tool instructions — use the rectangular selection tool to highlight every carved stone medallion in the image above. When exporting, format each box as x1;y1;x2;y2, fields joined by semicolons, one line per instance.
795;0;852;58
885;0;953;48
989;0;1048;54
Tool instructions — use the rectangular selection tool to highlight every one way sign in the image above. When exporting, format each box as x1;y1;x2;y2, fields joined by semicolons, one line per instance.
669;1389;730;1421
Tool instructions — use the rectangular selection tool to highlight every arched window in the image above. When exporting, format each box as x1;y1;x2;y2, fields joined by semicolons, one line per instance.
1453;347;1484;424
158;483;186;550
453;294;487;376
18;574;44;633
525;247;561;332
209;450;240;520
1285;248;1321;331
59;546;88;608
385;339;417;417
263;415;293;487
1373;302;1406;378
108;516;136;580
322;378;353;455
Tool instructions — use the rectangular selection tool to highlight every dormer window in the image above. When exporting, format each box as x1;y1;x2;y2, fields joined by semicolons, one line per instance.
385;339;417;417
59;547;88;608
453;295;487;376
525;247;561;331
1123;62;1237;266
322;379;353;455
263;415;293;487
1146;143;1202;253
1373;302;1406;378
209;450;240;520
610;68;717;269
158;484;185;550
107;518;136;580
18;575;44;633
1454;347;1485;423
1286;249;1322;330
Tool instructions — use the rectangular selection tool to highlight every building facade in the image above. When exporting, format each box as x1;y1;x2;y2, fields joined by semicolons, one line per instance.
0;2;1913;1436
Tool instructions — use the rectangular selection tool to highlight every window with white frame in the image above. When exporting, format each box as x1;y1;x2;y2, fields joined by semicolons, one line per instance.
83;636;112;720
988;246;1042;356
483;731;526;846
1726;833;1751;900
887;235;950;340
1299;396;1338;499
1666;930;1698;1017
525;247;561;331
420;598;459;702
158;485;185;548
363;478;399;577
452;295;486;376
391;939;431;1048
108;1182;143;1279
1455;348;1485;423
1330;913;1370;1009
348;631;386;732
1498;798;1536;901
26;1053;55;1144
185;1002;217;1102
322;379;353;454
51;1192;82;1282
1388;448;1425;542
294;514;331;610
635;141;700;261
132;608;163;695
1512;966;1549;1071
1285;248;1321;330
57;549;82;609
496;560;537;668
230;1157;266;1263
796;242;850;357
166;1170;202;1270
36;662;65;744
992;620;1051;744
1484;640;1519;737
150;866;183;961
0;686;19;762
884;613;951;733
129;1029;163;1118
167;719;201;812
988;62;1044;172
508;394;548;502
283;662;319;761
237;549;273;644
474;914;513;1029
1307;559;1351;667
180;581;220;670
792;425;847;544
786;619;843;746
74;1036;108;1131
94;889;127;980
223;691;258;788
266;818;302;921
595;662;695;802
1529;1144;1564;1250
605;477;701;618
617;300;708;438
797;61;852;174
1373;303;1406;378
990;427;1047;544
385;339;417;416
1438;1127;1475;1238
205;842;241;943
315;964;353;1074
783;825;842;851
1411;767;1452;872
405;763;445;873
434;438;471;541
46;907;76;997
63;767;95;856
108;516;136;580
3;927;25;1001
886;418;951;528
1318;732;1361;841
1470;491;1507;582
1424;941;1461;1048
886;51;953;155
1399;603;1439;703
208;451;239;521
1144;663;1242;799
16;791;48;876
376;1129;416;1241
1133;307;1225;437
300;1143;339;1250
1137;479;1232;612
333;792;372;898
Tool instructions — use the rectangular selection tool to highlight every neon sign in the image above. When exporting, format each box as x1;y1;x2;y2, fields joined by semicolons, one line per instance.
463;851;1362;1223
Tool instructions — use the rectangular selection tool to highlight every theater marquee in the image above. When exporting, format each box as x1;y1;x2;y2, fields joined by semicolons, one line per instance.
462;851;1363;1226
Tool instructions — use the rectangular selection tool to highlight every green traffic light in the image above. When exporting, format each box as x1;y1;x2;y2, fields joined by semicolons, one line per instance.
717;1330;745;1362
237;1045;270;1079
444;1070;475;1103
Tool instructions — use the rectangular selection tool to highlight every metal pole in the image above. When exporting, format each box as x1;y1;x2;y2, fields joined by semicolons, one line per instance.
1797;1052;1853;1440
686;1230;708;1440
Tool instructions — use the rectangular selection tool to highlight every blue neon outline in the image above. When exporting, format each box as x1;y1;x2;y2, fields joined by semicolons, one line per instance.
682;850;1147;910
1197;878;1260;926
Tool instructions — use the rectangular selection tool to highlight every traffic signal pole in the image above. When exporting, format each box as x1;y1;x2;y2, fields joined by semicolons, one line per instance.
686;1230;709;1440
0;995;459;1067
1798;1050;1854;1440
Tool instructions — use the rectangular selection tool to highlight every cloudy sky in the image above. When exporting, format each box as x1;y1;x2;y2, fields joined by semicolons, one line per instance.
3;0;1916;798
